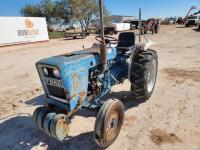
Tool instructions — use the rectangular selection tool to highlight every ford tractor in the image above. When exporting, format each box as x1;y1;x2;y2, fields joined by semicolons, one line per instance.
32;1;158;148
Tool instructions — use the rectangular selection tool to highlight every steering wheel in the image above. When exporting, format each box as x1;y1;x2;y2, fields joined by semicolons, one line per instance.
95;35;118;44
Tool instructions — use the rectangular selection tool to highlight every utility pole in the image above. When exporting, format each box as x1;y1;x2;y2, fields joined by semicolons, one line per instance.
139;8;142;43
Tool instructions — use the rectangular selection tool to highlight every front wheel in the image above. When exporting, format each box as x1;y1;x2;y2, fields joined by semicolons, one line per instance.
130;49;158;101
94;99;124;148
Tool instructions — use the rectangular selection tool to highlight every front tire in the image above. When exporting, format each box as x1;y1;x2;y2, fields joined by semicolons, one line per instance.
130;49;158;101
94;99;125;148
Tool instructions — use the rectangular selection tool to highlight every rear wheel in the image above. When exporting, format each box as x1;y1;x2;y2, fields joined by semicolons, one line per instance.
94;99;124;148
130;49;158;101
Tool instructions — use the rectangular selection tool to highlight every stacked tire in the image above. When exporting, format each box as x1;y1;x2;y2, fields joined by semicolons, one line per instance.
32;107;69;140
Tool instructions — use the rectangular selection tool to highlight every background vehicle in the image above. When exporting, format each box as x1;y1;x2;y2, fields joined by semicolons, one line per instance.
142;19;159;34
197;23;200;31
32;1;158;148
97;26;118;35
97;23;131;35
185;15;200;27
64;31;89;39
112;22;131;32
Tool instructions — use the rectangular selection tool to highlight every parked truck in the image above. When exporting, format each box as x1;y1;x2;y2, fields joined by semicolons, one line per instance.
197;23;200;31
185;15;200;27
112;22;131;32
97;23;131;35
97;26;118;35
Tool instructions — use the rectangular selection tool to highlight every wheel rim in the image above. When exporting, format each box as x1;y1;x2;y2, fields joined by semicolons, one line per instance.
50;114;69;140
105;110;119;142
147;59;157;92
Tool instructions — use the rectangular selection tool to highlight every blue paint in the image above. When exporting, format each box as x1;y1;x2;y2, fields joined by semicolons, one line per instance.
36;46;131;113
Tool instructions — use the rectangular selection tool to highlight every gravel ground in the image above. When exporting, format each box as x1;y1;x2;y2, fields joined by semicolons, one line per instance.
0;25;200;150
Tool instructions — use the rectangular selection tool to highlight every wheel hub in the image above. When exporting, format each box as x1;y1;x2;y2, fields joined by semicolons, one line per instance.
105;111;119;142
147;59;157;92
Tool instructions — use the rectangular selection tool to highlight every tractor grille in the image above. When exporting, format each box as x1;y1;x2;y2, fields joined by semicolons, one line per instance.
188;20;195;25
46;85;66;99
38;65;66;101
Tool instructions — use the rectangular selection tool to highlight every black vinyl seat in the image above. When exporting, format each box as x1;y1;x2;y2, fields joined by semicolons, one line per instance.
117;32;135;52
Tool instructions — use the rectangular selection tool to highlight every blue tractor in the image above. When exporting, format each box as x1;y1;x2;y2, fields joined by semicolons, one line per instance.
32;1;158;148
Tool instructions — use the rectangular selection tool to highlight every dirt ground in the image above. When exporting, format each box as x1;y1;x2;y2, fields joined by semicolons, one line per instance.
0;25;200;150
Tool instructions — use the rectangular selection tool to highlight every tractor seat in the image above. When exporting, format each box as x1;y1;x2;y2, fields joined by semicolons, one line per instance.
116;32;135;52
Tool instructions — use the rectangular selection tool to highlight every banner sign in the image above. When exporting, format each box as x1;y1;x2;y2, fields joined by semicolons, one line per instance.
0;17;49;47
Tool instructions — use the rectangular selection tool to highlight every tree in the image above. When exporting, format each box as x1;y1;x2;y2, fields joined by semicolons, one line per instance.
54;0;72;25
21;4;42;17
21;0;110;31
21;0;55;27
69;0;110;32
40;0;55;27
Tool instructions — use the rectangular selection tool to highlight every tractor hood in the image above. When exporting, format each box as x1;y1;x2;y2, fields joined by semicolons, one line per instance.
37;49;117;73
36;48;117;112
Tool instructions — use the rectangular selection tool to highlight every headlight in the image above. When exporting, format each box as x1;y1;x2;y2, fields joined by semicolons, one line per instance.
53;68;60;78
43;67;48;76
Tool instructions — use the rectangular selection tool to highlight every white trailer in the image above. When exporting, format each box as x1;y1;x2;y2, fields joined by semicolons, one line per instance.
112;23;131;32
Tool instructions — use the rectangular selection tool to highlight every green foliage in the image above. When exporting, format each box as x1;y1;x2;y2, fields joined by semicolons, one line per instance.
70;0;110;32
54;0;72;25
21;0;55;27
40;0;55;26
48;31;65;39
21;0;110;32
21;4;42;17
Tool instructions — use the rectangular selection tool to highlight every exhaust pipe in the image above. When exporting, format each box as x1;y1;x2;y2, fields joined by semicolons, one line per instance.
99;0;107;73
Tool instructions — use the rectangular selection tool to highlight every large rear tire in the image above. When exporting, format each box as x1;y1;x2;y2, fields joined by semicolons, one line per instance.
130;49;158;101
94;99;125;148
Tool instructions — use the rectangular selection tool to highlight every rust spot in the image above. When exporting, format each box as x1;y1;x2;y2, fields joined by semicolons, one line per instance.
78;91;86;105
66;91;86;118
53;115;69;140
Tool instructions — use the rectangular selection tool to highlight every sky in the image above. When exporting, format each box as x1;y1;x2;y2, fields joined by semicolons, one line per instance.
0;0;199;19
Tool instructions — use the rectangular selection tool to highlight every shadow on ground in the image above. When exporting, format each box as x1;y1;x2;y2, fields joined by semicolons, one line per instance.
0;114;103;150
176;26;200;31
58;37;86;41
25;91;145;117
176;26;186;28
4;91;144;150
192;28;200;32
25;95;45;106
